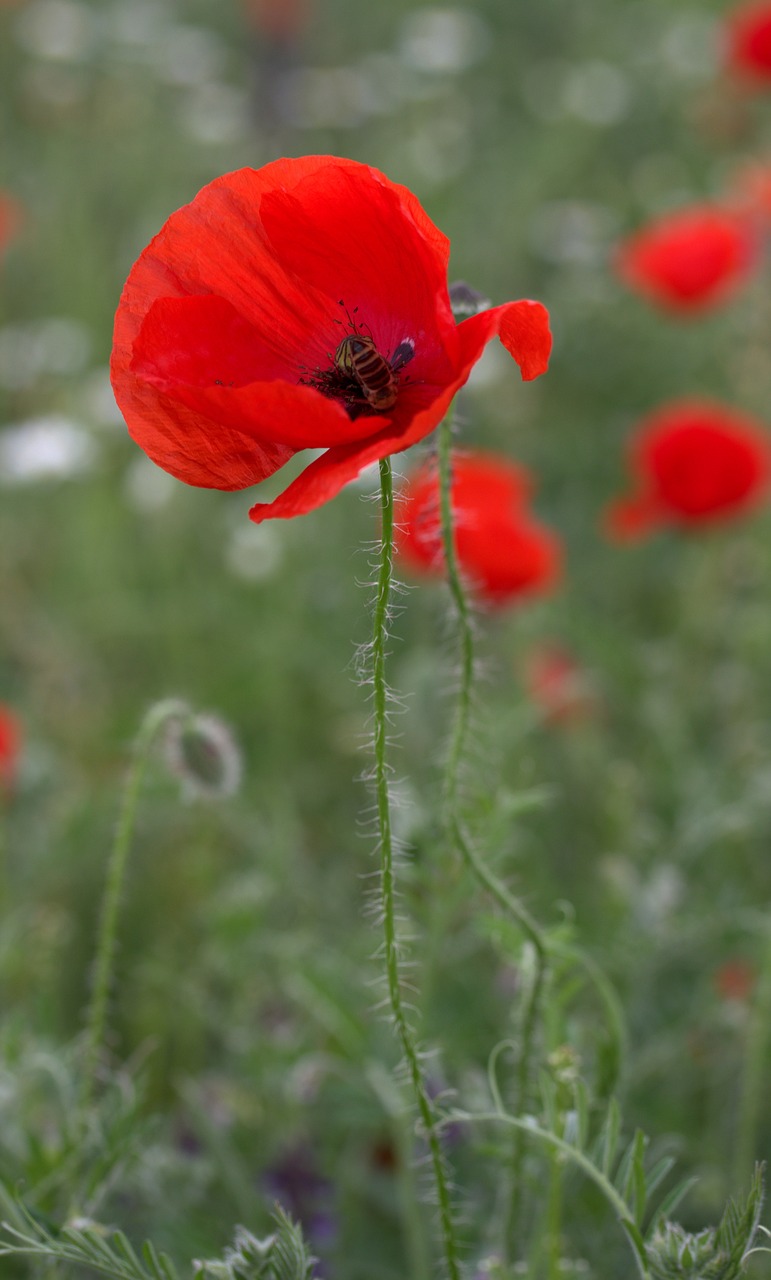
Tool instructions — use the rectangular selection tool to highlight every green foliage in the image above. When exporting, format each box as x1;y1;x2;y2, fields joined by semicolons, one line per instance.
0;1191;315;1280
647;1167;765;1280
194;1212;316;1280
0;1185;181;1280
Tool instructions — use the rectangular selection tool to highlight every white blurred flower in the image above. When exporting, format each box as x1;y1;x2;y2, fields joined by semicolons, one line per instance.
105;0;169;48
563;61;630;126
356;53;412;116
0;416;97;484
224;522;283;583
178;82;248;145
466;342;509;390
80;367;125;429
398;8;490;74
279;66;375;129
638;864;684;927
15;0;96;61
406;107;470;185
520;59;570;122
123;455;176;512
529;200;620;265
0;318;91;391
149;24;227;87
661;13;718;80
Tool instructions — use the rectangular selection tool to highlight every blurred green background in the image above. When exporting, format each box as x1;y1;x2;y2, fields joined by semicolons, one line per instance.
2;0;771;1275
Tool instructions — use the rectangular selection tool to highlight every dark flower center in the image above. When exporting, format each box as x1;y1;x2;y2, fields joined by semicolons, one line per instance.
299;303;415;420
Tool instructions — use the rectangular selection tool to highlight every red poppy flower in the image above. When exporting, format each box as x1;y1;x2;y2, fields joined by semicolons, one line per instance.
394;451;561;609
729;158;771;229
713;959;755;1002
604;400;771;541
0;193;22;260
0;706;21;794
521;644;597;726
725;2;771;82
243;0;309;39
110;157;551;523
614;205;758;313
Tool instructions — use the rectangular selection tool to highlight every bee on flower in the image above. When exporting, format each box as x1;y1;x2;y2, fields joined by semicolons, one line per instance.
110;157;551;524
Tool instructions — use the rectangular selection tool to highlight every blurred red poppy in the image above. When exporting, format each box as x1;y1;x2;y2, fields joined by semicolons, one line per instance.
614;206;758;313
242;0;309;39
394;452;561;609
730;159;771;227
0;193;22;259
521;644;597;726
605;400;771;540
111;158;551;524
0;706;21;794
713;959;755;1002
725;2;771;82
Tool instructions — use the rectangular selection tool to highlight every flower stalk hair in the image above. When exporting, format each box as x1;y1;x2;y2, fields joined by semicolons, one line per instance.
110;156;551;522
372;457;460;1280
434;420;549;1256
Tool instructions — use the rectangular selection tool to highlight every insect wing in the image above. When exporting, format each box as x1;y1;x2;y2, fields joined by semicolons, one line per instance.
391;339;416;372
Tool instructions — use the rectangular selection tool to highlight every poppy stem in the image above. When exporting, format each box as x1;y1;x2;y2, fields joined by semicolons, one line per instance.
436;414;549;1260
81;699;185;1113
373;456;461;1280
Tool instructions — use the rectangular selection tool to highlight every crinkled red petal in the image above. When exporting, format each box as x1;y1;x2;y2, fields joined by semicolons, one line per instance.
258;161;454;355
457;300;553;381
247;298;551;522
131;294;388;450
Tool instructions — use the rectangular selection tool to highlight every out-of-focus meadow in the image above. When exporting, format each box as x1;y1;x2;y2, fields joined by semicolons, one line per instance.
3;0;771;1275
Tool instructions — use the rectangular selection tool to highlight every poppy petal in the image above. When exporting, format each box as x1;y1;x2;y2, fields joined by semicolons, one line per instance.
258;161;455;349
248;438;396;524
131;294;388;450
457;301;553;381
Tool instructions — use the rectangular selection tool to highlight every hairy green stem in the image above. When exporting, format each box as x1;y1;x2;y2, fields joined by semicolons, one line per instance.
436;417;546;957
81;699;184;1110
436;417;549;1258
448;1110;651;1280
373;457;460;1280
544;1147;564;1280
503;946;547;1255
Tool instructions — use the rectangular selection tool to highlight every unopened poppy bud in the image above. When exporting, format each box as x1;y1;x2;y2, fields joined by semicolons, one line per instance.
163;710;242;800
448;280;492;318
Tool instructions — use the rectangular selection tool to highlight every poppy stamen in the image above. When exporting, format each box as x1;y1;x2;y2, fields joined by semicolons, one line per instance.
300;309;415;419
